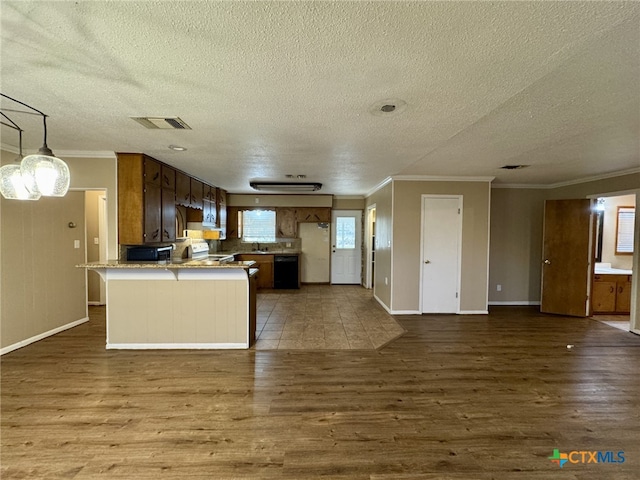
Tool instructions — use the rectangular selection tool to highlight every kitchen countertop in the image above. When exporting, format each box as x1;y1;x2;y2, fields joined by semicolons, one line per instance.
78;259;257;269
220;250;301;256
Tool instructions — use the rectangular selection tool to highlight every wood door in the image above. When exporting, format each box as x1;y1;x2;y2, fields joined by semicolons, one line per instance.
540;199;594;317
421;196;461;313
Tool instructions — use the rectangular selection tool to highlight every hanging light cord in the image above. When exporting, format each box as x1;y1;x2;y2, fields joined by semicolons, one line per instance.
1;93;49;150
0;111;24;159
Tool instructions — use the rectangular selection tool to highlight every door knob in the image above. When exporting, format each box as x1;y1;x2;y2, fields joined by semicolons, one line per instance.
544;259;551;265
424;260;431;264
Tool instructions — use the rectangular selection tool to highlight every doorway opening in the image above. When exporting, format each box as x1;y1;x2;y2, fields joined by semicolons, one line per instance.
590;192;636;332
85;190;108;305
364;205;376;289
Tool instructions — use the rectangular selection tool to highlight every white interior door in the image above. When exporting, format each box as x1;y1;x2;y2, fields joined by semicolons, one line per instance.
331;210;362;284
421;196;462;313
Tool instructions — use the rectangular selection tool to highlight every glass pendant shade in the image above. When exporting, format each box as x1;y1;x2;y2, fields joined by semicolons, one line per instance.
20;153;70;197
0;164;41;200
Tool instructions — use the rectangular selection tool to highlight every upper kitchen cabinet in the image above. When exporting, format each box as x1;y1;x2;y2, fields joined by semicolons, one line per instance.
200;184;217;227
217;188;227;239
176;171;204;210
296;207;331;223
176;171;191;207
118;153;176;244
190;178;204;210
276;208;297;238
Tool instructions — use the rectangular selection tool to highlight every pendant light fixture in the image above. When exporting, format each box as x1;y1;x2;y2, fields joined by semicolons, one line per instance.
0;93;70;200
0;113;41;200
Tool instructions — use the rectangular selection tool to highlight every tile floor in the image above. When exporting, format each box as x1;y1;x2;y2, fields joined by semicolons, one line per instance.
253;284;406;350
592;314;631;332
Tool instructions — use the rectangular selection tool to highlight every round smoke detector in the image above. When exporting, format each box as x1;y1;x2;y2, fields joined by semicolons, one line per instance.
369;98;407;116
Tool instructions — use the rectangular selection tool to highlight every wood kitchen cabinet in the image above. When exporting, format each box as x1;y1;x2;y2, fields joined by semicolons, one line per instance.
118;153;176;244
201;184;217;227
217;188;227;239
592;274;632;314
176;172;204;210
296;207;331;223
236;254;273;289
226;207;240;239
276;208;297;238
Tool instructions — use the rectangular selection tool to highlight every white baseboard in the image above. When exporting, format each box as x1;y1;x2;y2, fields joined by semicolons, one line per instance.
630;329;640;336
1;317;89;356
459;310;489;315
88;301;105;306
106;342;248;350
489;301;541;306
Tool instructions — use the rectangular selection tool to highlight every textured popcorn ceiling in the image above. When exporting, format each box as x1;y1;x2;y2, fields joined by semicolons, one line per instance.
1;1;638;194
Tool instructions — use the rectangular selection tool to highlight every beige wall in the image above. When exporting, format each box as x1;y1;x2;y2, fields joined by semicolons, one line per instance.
333;196;365;210
1;150;117;352
488;171;639;308
489;187;546;303
1;191;87;350
600;194;635;270
366;181;392;308
65;155;118;259
392;180;491;313
228;194;333;207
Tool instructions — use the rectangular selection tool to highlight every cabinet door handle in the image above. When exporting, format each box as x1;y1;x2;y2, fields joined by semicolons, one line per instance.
619;286;624;294
610;286;615;293
544;259;551;265
153;229;160;239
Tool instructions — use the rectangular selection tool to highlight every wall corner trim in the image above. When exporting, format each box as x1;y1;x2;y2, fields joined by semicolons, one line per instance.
0;317;89;356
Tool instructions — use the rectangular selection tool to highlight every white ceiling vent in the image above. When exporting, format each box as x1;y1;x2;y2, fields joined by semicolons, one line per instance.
131;117;192;129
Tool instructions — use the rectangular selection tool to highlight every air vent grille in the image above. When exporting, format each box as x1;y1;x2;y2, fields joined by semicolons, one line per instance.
500;165;530;170
131;117;192;129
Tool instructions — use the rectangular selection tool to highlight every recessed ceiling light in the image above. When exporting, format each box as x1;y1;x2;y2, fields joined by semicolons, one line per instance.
169;145;187;151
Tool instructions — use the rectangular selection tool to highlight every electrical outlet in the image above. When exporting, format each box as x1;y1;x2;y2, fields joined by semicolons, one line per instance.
94;237;99;245
286;242;292;248
74;240;80;249
497;284;502;292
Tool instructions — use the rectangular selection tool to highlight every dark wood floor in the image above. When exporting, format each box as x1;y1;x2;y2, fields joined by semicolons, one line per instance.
2;288;640;479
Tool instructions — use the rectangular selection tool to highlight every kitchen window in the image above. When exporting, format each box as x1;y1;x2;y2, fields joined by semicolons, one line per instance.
241;209;276;242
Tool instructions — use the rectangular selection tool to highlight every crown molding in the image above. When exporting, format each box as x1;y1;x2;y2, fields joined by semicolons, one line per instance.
546;167;640;189
366;177;393;197
1;144;116;159
493;167;640;190
392;175;496;183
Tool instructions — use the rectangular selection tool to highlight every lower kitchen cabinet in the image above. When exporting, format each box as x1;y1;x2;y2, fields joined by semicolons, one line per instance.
592;274;632;314
248;268;258;345
236;254;273;289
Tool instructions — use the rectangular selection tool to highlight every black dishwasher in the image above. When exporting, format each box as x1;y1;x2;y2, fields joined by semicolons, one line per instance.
273;255;299;289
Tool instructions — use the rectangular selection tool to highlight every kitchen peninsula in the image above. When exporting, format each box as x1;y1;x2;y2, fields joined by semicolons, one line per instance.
79;259;257;349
